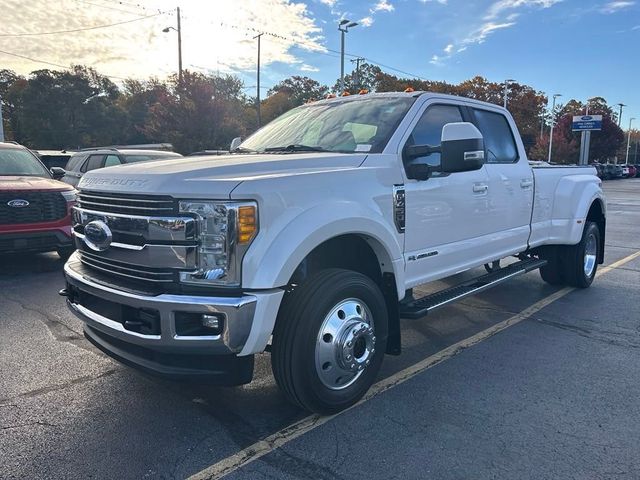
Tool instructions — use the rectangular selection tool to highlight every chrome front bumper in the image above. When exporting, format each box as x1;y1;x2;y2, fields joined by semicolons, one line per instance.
62;254;262;383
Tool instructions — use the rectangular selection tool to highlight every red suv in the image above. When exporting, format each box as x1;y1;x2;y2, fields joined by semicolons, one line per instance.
0;142;76;258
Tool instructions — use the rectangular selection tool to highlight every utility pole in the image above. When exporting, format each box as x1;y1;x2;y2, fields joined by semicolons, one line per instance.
616;103;626;127
547;93;562;162
338;19;358;92
254;33;263;128
626;117;636;165
0;95;4;142
350;57;365;90
503;79;515;109
162;7;183;83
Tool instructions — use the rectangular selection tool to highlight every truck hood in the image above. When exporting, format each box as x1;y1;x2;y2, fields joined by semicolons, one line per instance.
78;153;367;198
0;176;73;192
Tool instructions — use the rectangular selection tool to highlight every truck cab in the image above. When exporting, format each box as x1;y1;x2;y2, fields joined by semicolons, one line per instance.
61;92;605;414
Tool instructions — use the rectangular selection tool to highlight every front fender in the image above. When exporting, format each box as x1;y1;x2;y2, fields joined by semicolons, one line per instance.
241;201;404;297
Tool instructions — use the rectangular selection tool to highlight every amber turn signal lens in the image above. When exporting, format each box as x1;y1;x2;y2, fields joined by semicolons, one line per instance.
238;206;257;244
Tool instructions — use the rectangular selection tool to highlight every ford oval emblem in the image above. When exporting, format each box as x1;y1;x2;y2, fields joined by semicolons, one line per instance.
7;199;30;208
83;220;112;252
581;115;592;121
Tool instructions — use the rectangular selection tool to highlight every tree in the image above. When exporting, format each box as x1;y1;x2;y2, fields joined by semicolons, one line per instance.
269;76;329;105
142;71;249;153
0;69;26;141
333;63;383;93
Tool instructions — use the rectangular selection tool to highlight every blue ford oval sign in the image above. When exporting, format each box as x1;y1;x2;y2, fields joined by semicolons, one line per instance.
7;199;30;208
83;220;112;252
581;115;592;121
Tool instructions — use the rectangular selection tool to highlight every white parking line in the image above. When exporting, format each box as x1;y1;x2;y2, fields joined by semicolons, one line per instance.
188;250;640;480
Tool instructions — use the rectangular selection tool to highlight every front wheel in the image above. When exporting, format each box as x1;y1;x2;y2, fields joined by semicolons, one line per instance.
271;269;388;414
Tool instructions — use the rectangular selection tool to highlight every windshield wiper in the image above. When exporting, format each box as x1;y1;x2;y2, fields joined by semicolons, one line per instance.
263;144;330;153
231;147;257;153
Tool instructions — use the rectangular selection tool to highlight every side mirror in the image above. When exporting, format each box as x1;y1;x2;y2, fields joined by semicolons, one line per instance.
50;167;66;179
229;137;242;152
440;122;485;173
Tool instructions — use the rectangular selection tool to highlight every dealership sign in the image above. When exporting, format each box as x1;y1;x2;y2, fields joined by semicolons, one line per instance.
572;115;603;131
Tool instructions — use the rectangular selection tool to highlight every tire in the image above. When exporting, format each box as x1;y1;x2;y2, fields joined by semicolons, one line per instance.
562;221;600;288
57;247;75;260
539;247;564;285
271;268;388;414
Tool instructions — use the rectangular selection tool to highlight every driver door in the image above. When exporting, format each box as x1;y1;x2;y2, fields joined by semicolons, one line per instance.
403;102;492;287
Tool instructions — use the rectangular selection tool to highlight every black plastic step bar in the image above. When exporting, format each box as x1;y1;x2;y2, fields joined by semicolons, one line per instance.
399;257;547;320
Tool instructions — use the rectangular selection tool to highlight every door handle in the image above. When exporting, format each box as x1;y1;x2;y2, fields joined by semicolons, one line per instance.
520;179;533;188
473;184;488;193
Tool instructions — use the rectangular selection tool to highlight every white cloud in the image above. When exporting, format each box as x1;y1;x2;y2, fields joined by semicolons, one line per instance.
600;1;635;13
633;24;640;29
484;0;562;20
371;0;394;13
419;0;448;3
0;0;325;80
359;16;374;27
300;63;320;72
429;54;441;65
443;43;454;54
465;21;516;44
318;0;338;6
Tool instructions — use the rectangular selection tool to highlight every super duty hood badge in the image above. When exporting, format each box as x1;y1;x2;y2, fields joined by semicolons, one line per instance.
80;177;149;188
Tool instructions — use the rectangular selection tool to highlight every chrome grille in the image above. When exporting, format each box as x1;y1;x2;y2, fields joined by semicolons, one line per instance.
77;191;177;216
79;250;176;284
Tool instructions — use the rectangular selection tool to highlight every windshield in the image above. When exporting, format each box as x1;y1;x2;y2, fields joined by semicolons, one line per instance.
239;96;415;154
0;148;51;177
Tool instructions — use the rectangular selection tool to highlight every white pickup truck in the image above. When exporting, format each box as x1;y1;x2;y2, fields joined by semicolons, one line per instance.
61;92;606;414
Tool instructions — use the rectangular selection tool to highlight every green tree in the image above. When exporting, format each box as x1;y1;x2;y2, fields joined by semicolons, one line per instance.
269;76;329;105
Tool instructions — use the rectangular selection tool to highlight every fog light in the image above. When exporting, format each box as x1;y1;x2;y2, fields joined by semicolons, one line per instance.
202;314;221;330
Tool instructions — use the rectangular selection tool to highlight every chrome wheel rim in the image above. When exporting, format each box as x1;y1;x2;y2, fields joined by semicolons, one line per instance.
584;233;597;278
315;298;376;390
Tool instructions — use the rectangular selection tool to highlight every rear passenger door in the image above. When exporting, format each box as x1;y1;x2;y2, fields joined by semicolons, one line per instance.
470;107;533;257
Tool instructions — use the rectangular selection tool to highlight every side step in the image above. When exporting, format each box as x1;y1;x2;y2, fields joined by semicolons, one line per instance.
399;258;547;320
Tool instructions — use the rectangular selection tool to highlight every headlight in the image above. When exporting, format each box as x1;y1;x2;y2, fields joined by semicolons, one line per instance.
61;189;77;202
178;200;258;286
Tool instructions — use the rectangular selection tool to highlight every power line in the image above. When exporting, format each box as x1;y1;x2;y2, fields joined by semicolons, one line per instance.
72;0;147;17
0;11;165;37
0;48;127;81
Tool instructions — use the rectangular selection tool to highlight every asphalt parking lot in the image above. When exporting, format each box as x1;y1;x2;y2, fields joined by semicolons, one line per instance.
1;179;639;480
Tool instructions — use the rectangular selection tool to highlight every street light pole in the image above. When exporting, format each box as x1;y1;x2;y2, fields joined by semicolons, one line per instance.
547;93;562;162
0;95;4;142
503;79;515;109
625;117;636;165
162;7;183;83
616;103;626;127
254;33;263;128
338;20;358;93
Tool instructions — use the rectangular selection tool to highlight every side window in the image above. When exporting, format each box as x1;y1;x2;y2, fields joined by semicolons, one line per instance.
82;155;104;172
472;109;518;163
66;155;87;171
104;155;122;167
405;104;463;167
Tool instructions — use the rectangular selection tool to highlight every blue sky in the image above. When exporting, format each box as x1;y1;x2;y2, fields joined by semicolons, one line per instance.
274;0;639;124
3;0;639;125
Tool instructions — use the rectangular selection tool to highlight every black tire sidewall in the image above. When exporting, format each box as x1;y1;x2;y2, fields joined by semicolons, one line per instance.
572;222;600;288
288;270;388;413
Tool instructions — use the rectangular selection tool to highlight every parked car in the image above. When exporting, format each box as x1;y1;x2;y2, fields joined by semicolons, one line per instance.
593;164;604;179
628;165;637;178
621;165;630;177
0;142;76;257
61;91;606;414
635;165;640;178
613;165;624;179
61;148;183;187
36;149;74;169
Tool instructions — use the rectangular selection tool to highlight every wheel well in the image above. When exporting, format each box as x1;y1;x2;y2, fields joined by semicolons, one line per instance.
289;235;382;284
288;234;401;355
586;200;606;263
